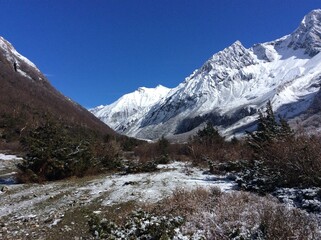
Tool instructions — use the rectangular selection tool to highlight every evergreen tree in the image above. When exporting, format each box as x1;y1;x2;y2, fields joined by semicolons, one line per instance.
247;100;293;155
18;119;93;181
195;122;224;146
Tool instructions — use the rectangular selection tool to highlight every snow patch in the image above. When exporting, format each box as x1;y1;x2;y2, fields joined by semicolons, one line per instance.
0;154;22;161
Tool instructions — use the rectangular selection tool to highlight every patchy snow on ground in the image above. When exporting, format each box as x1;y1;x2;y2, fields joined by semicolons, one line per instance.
0;161;236;220
79;162;236;206
0;159;238;239
0;154;22;183
0;153;22;161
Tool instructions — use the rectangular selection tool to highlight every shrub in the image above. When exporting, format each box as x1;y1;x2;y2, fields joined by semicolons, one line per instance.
17;120;94;182
123;159;158;174
187;123;252;168
147;188;320;240
17;119;124;182
247;100;293;157
133;136;172;164
239;135;321;192
243;101;321;191
88;210;184;239
93;140;122;170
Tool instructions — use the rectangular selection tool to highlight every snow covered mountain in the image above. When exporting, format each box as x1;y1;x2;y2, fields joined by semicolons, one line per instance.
90;85;170;134
92;9;321;140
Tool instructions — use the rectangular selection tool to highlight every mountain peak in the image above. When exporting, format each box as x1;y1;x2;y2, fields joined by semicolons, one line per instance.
301;9;321;28
231;40;243;47
137;85;170;94
286;9;321;56
199;39;255;76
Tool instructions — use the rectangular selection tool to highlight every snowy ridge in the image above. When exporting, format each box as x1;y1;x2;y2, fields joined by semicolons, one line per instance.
90;85;171;133
92;9;321;140
0;36;41;80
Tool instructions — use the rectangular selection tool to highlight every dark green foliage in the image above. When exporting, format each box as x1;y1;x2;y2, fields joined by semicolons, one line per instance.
195;122;225;146
17;118;123;182
156;136;170;164
240;101;321;192
124;160;158;174
247;101;293;153
18;120;94;181
119;136;143;151
0;112;26;143
88;210;184;239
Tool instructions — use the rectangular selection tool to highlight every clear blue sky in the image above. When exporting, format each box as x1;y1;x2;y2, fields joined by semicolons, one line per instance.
0;0;320;108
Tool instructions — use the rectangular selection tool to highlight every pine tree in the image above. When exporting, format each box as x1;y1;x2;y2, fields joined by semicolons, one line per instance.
247;100;293;155
196;122;224;146
18;119;93;181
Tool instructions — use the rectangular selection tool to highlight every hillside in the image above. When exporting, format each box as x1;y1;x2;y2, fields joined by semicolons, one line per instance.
0;36;116;150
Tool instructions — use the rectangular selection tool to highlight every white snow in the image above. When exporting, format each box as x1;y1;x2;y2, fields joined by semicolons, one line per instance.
78;162;235;206
0;161;236;218
91;9;321;140
0;154;22;161
89;85;171;134
0;36;40;80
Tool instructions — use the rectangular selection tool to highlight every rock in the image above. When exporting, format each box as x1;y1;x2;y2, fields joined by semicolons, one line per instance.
123;181;137;186
1;186;8;192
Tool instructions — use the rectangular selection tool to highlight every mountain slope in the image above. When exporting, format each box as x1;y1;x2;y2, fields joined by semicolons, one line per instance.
0;36;116;149
92;9;321;140
90;85;170;134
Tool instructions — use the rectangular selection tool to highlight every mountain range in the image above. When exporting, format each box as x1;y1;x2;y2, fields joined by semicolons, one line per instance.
90;9;321;141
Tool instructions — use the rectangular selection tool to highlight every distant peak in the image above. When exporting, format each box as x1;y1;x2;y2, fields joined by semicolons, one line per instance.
137;85;170;92
283;9;321;56
155;84;170;90
301;9;321;27
137;87;146;92
232;40;243;46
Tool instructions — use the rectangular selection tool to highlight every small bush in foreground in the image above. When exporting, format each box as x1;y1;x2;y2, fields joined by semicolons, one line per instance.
88;210;183;239
149;188;320;240
89;188;320;239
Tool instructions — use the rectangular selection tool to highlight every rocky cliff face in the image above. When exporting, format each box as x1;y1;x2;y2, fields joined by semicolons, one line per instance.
92;9;321;141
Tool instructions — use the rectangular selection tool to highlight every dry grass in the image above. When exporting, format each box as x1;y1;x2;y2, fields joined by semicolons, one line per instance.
145;188;320;239
253;134;321;188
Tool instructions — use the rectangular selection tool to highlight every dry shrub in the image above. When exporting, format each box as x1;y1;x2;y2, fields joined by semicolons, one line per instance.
146;188;320;239
0;140;21;153
188;139;252;167
167;143;191;162
134;138;190;164
93;140;122;169
134;142;159;163
253;134;321;188
149;187;220;217
207;192;318;240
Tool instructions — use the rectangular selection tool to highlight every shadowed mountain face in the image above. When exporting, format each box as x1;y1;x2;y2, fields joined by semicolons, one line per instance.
0;36;116;149
91;9;321;141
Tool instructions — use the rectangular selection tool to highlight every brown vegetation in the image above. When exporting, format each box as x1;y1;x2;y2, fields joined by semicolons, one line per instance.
148;188;319;239
90;188;319;239
0;47;116;152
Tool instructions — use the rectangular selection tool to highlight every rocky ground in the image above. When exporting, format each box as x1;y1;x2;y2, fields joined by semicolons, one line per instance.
0;155;236;240
1;154;321;239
